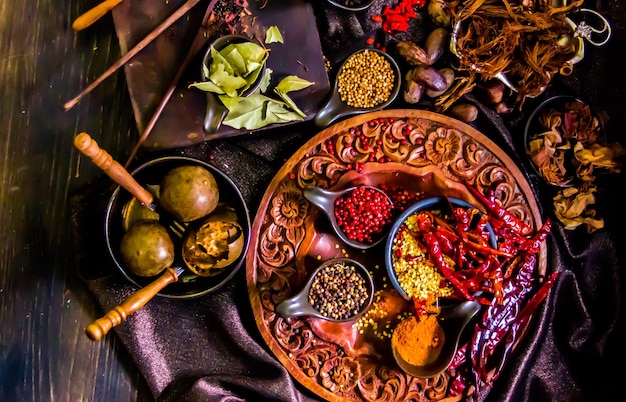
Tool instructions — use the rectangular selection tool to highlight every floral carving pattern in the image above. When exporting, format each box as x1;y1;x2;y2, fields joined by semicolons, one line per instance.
249;112;540;401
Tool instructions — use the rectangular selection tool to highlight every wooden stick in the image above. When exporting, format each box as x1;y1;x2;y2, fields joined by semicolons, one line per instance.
73;132;154;208
72;0;125;31
124;0;219;167
84;267;180;340
63;0;202;111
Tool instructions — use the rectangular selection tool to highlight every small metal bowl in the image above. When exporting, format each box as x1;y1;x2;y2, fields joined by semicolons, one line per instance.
275;257;375;323
104;156;251;298
313;48;401;127
449;7;611;98
325;0;375;12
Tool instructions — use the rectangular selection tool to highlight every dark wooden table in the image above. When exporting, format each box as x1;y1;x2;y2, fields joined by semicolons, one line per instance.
0;1;152;400
1;1;624;401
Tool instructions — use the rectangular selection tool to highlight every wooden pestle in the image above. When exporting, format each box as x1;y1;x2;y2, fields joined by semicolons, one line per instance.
72;0;125;31
84;267;180;340
74;132;154;208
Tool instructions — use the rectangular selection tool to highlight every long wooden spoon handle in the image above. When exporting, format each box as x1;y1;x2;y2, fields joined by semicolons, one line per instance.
72;0;125;31
84;268;179;340
74;132;154;207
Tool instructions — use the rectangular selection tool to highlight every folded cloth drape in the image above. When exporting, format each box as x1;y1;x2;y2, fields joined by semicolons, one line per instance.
70;1;625;401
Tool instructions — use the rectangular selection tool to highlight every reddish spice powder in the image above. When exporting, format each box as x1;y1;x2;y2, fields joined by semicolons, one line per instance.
393;314;444;366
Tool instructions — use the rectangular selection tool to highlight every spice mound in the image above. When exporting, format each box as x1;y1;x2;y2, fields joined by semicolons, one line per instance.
334;186;394;244
337;50;395;109
392;314;444;367
308;261;371;320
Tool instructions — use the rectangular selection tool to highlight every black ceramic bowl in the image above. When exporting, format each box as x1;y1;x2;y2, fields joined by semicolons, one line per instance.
523;95;606;187
313;47;402;127
274;257;375;323
104;156;251;298
200;34;267;133
385;196;497;300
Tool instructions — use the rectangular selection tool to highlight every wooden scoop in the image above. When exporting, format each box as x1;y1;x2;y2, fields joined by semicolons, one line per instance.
72;0;125;31
74;132;185;340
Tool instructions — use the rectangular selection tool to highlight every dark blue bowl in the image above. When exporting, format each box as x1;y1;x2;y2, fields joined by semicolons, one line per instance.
385;196;497;299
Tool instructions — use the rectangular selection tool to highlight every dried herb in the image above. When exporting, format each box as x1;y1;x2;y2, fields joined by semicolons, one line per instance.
190;26;314;130
265;25;283;43
553;184;604;233
190;41;269;97
527;98;626;230
449;0;584;105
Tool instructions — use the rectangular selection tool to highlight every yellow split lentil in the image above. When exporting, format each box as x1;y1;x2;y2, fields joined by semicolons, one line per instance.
391;213;453;300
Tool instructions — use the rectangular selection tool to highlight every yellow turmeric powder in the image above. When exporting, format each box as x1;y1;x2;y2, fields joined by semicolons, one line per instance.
392;314;444;366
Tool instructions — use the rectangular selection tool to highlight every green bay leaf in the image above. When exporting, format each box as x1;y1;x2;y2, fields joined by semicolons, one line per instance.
275;76;315;93
209;63;247;97
221;94;301;129
274;88;306;118
265;26;284;44
188;80;225;94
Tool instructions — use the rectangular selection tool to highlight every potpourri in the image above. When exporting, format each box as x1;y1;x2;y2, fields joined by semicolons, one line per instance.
447;0;585;106
527;99;626;232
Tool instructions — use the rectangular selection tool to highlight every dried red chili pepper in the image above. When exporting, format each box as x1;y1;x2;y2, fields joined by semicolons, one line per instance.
422;232;474;300
379;0;425;34
465;182;532;235
469;253;537;382
512;271;559;326
518;218;552;253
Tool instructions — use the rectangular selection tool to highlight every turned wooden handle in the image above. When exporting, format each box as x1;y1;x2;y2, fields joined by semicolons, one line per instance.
72;0;124;31
84;267;179;340
74;132;154;207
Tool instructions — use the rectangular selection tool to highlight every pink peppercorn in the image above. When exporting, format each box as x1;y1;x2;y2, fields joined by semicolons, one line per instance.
334;186;393;244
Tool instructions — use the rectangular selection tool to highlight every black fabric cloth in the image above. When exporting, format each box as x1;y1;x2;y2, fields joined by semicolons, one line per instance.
69;1;625;401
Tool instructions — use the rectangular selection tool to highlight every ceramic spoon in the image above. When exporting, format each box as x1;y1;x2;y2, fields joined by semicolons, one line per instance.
275;257;374;322
302;185;392;250
313;47;401;128
392;299;482;378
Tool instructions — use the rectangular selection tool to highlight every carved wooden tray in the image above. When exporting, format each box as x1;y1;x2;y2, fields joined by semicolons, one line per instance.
246;109;546;401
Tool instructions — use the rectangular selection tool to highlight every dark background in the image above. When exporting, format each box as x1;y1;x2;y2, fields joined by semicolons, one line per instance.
1;1;624;401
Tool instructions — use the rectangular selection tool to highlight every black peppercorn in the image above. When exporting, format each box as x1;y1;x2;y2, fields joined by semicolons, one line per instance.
307;262;370;320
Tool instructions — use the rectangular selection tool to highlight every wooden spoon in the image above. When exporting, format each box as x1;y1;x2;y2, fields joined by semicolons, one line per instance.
72;0;125;31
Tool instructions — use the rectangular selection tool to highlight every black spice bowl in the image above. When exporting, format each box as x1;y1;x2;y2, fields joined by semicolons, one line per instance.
275;257;375;323
385;196;497;300
105;156;251;298
523;95;607;188
313;47;401;128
